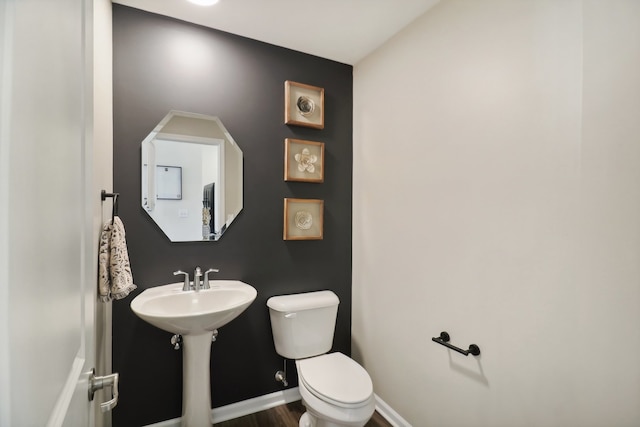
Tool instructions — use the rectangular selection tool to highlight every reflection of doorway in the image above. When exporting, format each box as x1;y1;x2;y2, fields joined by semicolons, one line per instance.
203;182;215;236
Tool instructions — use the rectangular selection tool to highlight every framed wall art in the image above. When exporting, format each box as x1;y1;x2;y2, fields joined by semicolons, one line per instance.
156;165;182;200
283;198;324;240
284;138;325;183
284;80;324;129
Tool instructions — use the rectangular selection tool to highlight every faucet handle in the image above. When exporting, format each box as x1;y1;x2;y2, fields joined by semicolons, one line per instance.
173;270;190;291
203;268;219;289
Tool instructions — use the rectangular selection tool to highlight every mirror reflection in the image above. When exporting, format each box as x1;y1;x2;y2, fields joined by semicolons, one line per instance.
141;111;243;242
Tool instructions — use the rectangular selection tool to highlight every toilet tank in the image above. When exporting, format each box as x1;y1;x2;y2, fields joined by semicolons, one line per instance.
267;290;339;359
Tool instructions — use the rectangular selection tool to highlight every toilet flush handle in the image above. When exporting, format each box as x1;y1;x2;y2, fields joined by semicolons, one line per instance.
284;312;297;319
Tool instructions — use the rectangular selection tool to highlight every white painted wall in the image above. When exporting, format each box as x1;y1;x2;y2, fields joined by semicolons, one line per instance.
353;1;640;426
146;140;219;241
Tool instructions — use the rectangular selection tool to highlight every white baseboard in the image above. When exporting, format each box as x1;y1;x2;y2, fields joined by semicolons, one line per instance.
212;387;301;423
143;388;410;427
374;394;412;427
143;387;302;427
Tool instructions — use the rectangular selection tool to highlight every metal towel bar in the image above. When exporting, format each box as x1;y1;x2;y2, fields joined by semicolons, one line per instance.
101;189;120;224
432;331;481;356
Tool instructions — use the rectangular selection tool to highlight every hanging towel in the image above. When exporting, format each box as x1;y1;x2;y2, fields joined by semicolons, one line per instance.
99;216;136;302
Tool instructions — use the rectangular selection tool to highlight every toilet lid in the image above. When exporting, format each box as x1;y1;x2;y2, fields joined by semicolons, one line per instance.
297;352;373;407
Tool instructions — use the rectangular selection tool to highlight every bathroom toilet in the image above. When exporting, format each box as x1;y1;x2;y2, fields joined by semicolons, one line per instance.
267;290;375;427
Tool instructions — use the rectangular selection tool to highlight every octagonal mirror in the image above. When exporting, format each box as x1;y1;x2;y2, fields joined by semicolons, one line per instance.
141;111;243;242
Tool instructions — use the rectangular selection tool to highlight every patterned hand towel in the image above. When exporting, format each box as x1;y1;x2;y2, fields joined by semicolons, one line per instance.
99;216;136;302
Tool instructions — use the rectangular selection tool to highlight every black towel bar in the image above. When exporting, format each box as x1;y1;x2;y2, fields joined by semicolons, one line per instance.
101;190;119;224
432;331;481;356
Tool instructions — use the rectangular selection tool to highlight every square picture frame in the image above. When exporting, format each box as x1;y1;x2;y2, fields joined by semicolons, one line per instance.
285;80;324;129
284;138;325;183
156;165;182;200
283;198;324;240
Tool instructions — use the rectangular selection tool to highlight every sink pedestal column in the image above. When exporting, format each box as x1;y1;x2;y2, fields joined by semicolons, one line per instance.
181;331;214;427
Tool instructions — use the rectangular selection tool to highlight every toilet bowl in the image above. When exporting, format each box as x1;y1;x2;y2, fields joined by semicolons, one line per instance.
267;291;375;427
296;352;375;427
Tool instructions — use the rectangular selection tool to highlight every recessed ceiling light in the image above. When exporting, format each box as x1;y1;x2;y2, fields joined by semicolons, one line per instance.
187;0;219;6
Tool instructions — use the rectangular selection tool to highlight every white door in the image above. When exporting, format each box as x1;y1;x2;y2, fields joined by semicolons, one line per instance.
0;0;108;426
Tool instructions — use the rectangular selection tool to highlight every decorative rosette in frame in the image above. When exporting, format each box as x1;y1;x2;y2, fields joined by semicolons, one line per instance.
284;81;324;129
283;198;324;240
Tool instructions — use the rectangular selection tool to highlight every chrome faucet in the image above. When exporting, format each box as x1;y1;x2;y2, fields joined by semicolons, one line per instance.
193;267;203;291
203;268;219;289
173;267;218;292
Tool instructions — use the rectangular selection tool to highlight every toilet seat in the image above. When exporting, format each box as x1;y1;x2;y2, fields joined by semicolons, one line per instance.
297;352;373;408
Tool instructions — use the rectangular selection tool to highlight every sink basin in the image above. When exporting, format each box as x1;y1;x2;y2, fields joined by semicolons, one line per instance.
130;280;257;335
131;279;257;426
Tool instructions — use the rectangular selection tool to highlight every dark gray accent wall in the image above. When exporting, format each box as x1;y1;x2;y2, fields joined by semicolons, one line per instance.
112;5;353;426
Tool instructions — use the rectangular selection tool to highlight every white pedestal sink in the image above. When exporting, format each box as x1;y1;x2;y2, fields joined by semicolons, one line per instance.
131;280;257;427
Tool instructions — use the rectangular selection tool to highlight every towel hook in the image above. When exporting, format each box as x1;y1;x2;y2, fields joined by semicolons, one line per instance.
101;190;120;224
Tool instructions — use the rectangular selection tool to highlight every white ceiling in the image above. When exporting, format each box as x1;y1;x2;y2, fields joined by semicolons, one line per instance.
112;0;441;65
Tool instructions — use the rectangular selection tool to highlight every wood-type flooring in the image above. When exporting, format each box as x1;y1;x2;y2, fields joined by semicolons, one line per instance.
215;400;393;427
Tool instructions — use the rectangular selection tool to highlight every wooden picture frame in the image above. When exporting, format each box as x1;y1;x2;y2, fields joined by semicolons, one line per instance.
284;138;325;183
285;81;324;129
283;198;324;240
